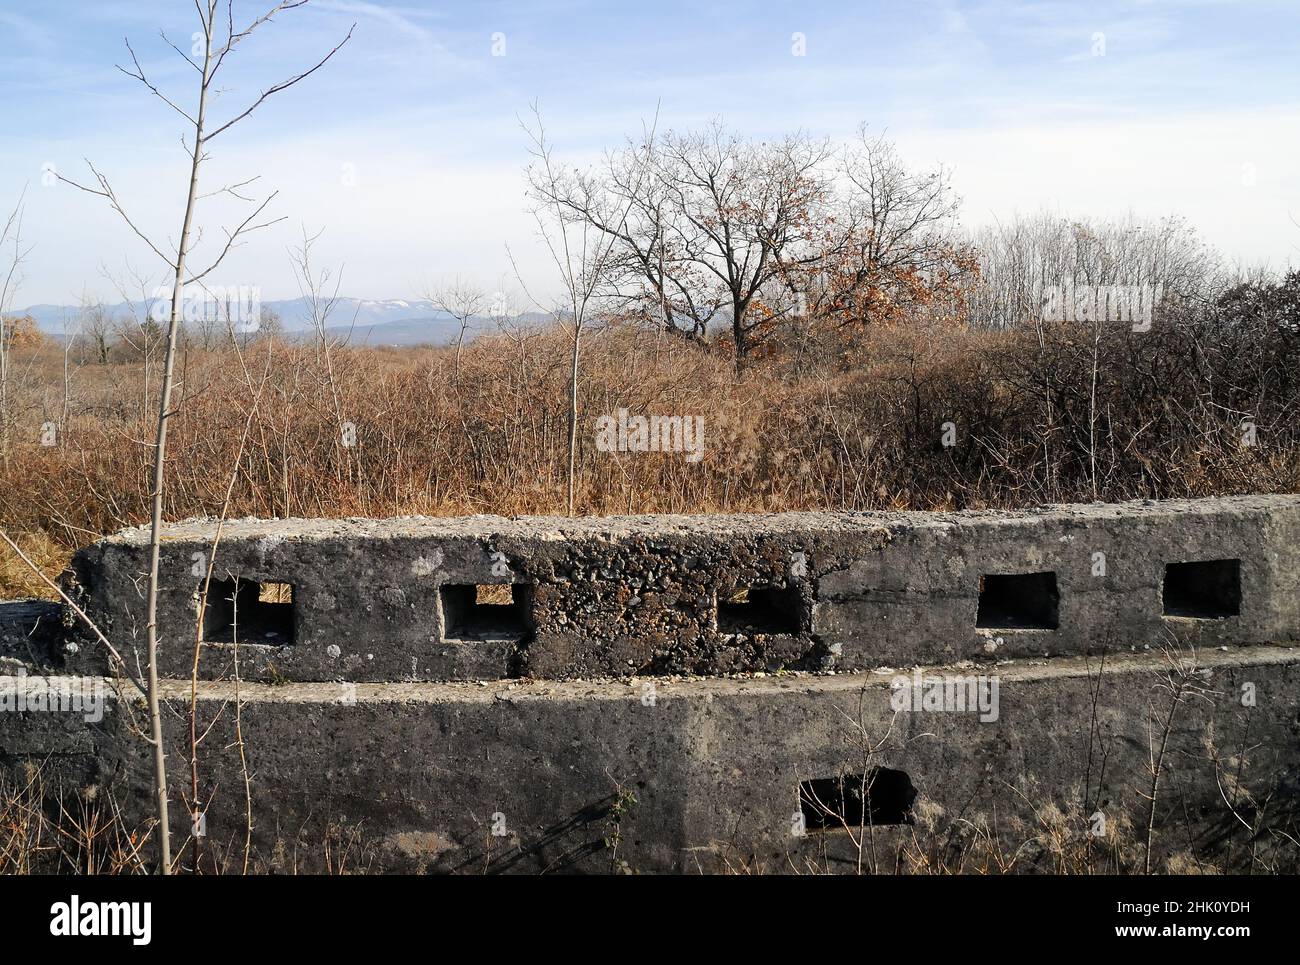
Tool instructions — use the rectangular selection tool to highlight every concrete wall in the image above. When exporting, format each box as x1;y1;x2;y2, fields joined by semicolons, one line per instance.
67;495;1300;683
3;647;1298;873
2;495;1298;873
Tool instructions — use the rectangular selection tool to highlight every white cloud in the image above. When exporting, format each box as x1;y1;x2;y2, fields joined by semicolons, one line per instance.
903;107;1300;267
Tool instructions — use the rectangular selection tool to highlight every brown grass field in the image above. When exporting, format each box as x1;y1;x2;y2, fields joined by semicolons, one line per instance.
2;292;1296;599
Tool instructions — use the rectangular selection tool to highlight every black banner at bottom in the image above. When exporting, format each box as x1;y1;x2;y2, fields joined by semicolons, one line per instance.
0;873;1277;951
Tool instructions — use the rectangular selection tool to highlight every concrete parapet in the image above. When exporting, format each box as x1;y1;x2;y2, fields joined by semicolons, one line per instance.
2;645;1297;872
67;495;1300;683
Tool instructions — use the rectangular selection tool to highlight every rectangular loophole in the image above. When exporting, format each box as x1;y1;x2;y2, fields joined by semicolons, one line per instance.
202;578;294;645
799;768;916;831
1163;559;1240;619
717;584;800;634
441;583;531;641
976;571;1059;629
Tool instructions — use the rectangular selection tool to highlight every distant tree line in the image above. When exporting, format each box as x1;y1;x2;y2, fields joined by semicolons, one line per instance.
527;121;1241;364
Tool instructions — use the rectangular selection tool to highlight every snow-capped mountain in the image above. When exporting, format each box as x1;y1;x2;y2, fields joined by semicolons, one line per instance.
14;296;553;346
18;296;450;332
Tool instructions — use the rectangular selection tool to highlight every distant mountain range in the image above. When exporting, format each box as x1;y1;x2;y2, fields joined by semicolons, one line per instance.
14;297;544;347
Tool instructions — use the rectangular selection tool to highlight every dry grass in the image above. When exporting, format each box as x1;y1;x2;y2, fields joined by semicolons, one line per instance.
0;530;65;598
0;295;1297;597
0;763;382;875
0;764;152;874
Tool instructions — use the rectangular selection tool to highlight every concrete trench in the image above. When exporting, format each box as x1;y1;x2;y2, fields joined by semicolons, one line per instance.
3;495;1300;872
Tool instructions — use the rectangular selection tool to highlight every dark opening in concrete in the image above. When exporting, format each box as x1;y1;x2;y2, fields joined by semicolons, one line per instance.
976;571;1060;629
202;578;294;645
800;768;916;830
1163;559;1241;619
717;584;801;634
441;583;532;640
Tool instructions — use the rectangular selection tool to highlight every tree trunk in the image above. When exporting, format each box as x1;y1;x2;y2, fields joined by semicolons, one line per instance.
566;324;580;515
143;29;213;876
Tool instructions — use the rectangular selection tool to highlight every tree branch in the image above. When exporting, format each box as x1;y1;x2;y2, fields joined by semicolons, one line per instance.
204;23;354;142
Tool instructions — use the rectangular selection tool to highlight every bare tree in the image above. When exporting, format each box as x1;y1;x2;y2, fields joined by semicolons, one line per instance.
428;275;487;376
102;264;169;418
802;128;972;331
532;121;840;365
59;0;352;874
528;133;722;344
79;299;116;365
289;226;355;488
654;124;832;364
519;105;657;514
969;212;1219;329
256;305;284;340
530;123;989;362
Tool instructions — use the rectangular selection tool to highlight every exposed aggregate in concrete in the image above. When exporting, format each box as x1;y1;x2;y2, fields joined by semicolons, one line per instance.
67;495;1300;683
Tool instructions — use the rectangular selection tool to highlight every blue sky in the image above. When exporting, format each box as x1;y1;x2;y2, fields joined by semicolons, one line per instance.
2;0;1298;306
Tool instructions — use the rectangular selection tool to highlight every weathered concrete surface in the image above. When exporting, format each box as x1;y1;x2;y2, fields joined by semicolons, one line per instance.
0;599;68;669
4;644;1298;873
6;498;1291;873
67;495;1300;683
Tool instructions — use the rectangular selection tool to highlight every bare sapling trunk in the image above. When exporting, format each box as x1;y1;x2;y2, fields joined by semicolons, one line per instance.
290;228;355;489
140;29;213;876
567;322;580;514
59;0;352;873
520;105;658;515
